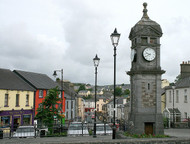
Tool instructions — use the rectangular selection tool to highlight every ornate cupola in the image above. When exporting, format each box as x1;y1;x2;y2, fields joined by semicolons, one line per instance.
129;2;162;41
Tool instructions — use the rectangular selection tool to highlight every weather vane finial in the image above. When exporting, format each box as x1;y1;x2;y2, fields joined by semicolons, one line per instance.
142;2;149;19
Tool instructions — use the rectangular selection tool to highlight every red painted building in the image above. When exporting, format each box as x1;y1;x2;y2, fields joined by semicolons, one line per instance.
13;70;65;120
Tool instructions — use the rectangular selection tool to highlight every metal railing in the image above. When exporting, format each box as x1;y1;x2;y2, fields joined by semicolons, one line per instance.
0;122;117;138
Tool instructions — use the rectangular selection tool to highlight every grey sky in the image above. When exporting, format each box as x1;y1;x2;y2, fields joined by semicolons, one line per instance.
0;0;190;85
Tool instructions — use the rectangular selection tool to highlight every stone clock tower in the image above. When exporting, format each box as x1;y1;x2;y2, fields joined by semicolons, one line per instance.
127;3;165;135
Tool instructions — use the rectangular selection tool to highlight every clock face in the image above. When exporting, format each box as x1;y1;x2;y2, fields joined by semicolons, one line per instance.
131;49;136;62
143;48;156;61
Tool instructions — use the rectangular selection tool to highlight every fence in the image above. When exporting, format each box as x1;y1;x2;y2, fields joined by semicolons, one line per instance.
0;122;114;138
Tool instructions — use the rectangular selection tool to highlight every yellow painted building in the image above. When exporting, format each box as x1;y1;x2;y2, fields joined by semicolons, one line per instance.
0;68;35;130
96;98;109;112
76;97;85;121
161;79;170;113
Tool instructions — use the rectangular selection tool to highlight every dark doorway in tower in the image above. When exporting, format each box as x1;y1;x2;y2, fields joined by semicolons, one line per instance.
144;122;153;135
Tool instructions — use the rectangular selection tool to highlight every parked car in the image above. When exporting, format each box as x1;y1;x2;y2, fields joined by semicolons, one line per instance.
13;126;36;138
96;124;112;135
67;122;89;136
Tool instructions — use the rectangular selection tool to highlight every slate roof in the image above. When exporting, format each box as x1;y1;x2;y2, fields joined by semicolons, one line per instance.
175;76;190;88
0;68;35;91
116;97;125;105
168;108;181;114
14;70;59;90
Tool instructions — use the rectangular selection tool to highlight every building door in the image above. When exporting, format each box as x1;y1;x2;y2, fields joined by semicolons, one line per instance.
145;122;153;135
13;118;20;131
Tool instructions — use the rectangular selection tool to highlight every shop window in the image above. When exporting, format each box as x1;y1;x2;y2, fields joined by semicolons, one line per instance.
39;90;43;98
1;116;10;127
26;94;29;106
16;94;20;107
4;94;9;107
23;115;31;125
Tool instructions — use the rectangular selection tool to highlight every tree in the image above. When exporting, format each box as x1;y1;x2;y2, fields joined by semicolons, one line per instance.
114;87;123;96
35;87;62;133
78;84;86;92
123;89;130;95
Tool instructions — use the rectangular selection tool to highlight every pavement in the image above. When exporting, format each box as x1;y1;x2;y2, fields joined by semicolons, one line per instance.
0;129;190;144
164;128;190;138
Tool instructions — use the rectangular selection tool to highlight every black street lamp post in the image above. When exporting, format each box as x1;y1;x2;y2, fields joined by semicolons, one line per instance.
110;28;120;139
93;54;100;138
172;85;175;128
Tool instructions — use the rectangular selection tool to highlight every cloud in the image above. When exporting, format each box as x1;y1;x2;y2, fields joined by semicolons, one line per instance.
1;0;190;85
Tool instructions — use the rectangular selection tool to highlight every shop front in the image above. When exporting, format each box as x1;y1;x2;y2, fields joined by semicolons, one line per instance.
0;109;34;130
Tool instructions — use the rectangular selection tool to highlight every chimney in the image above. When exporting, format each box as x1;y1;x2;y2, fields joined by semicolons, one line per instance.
180;61;190;79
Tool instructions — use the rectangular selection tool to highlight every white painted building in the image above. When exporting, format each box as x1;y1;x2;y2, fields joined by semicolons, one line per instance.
165;62;190;121
165;83;190;121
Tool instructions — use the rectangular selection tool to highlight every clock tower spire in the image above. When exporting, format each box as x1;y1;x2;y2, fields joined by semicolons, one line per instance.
127;3;165;135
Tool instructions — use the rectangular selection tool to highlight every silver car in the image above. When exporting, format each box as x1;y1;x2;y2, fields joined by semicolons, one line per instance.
96;124;112;135
13;126;36;138
67;122;89;136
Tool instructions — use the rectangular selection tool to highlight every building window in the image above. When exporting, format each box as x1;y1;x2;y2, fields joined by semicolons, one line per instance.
39;90;43;98
66;112;68;119
148;83;150;90
16;94;19;107
58;103;62;112
39;103;42;108
184;89;188;103
71;111;73;119
71;101;73;109
150;38;157;44
26;94;29;106
67;101;69;109
184;112;187;119
46;90;49;96
141;37;147;44
59;91;61;98
176;90;179;103
4;94;9;107
184;95;188;103
169;91;172;103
